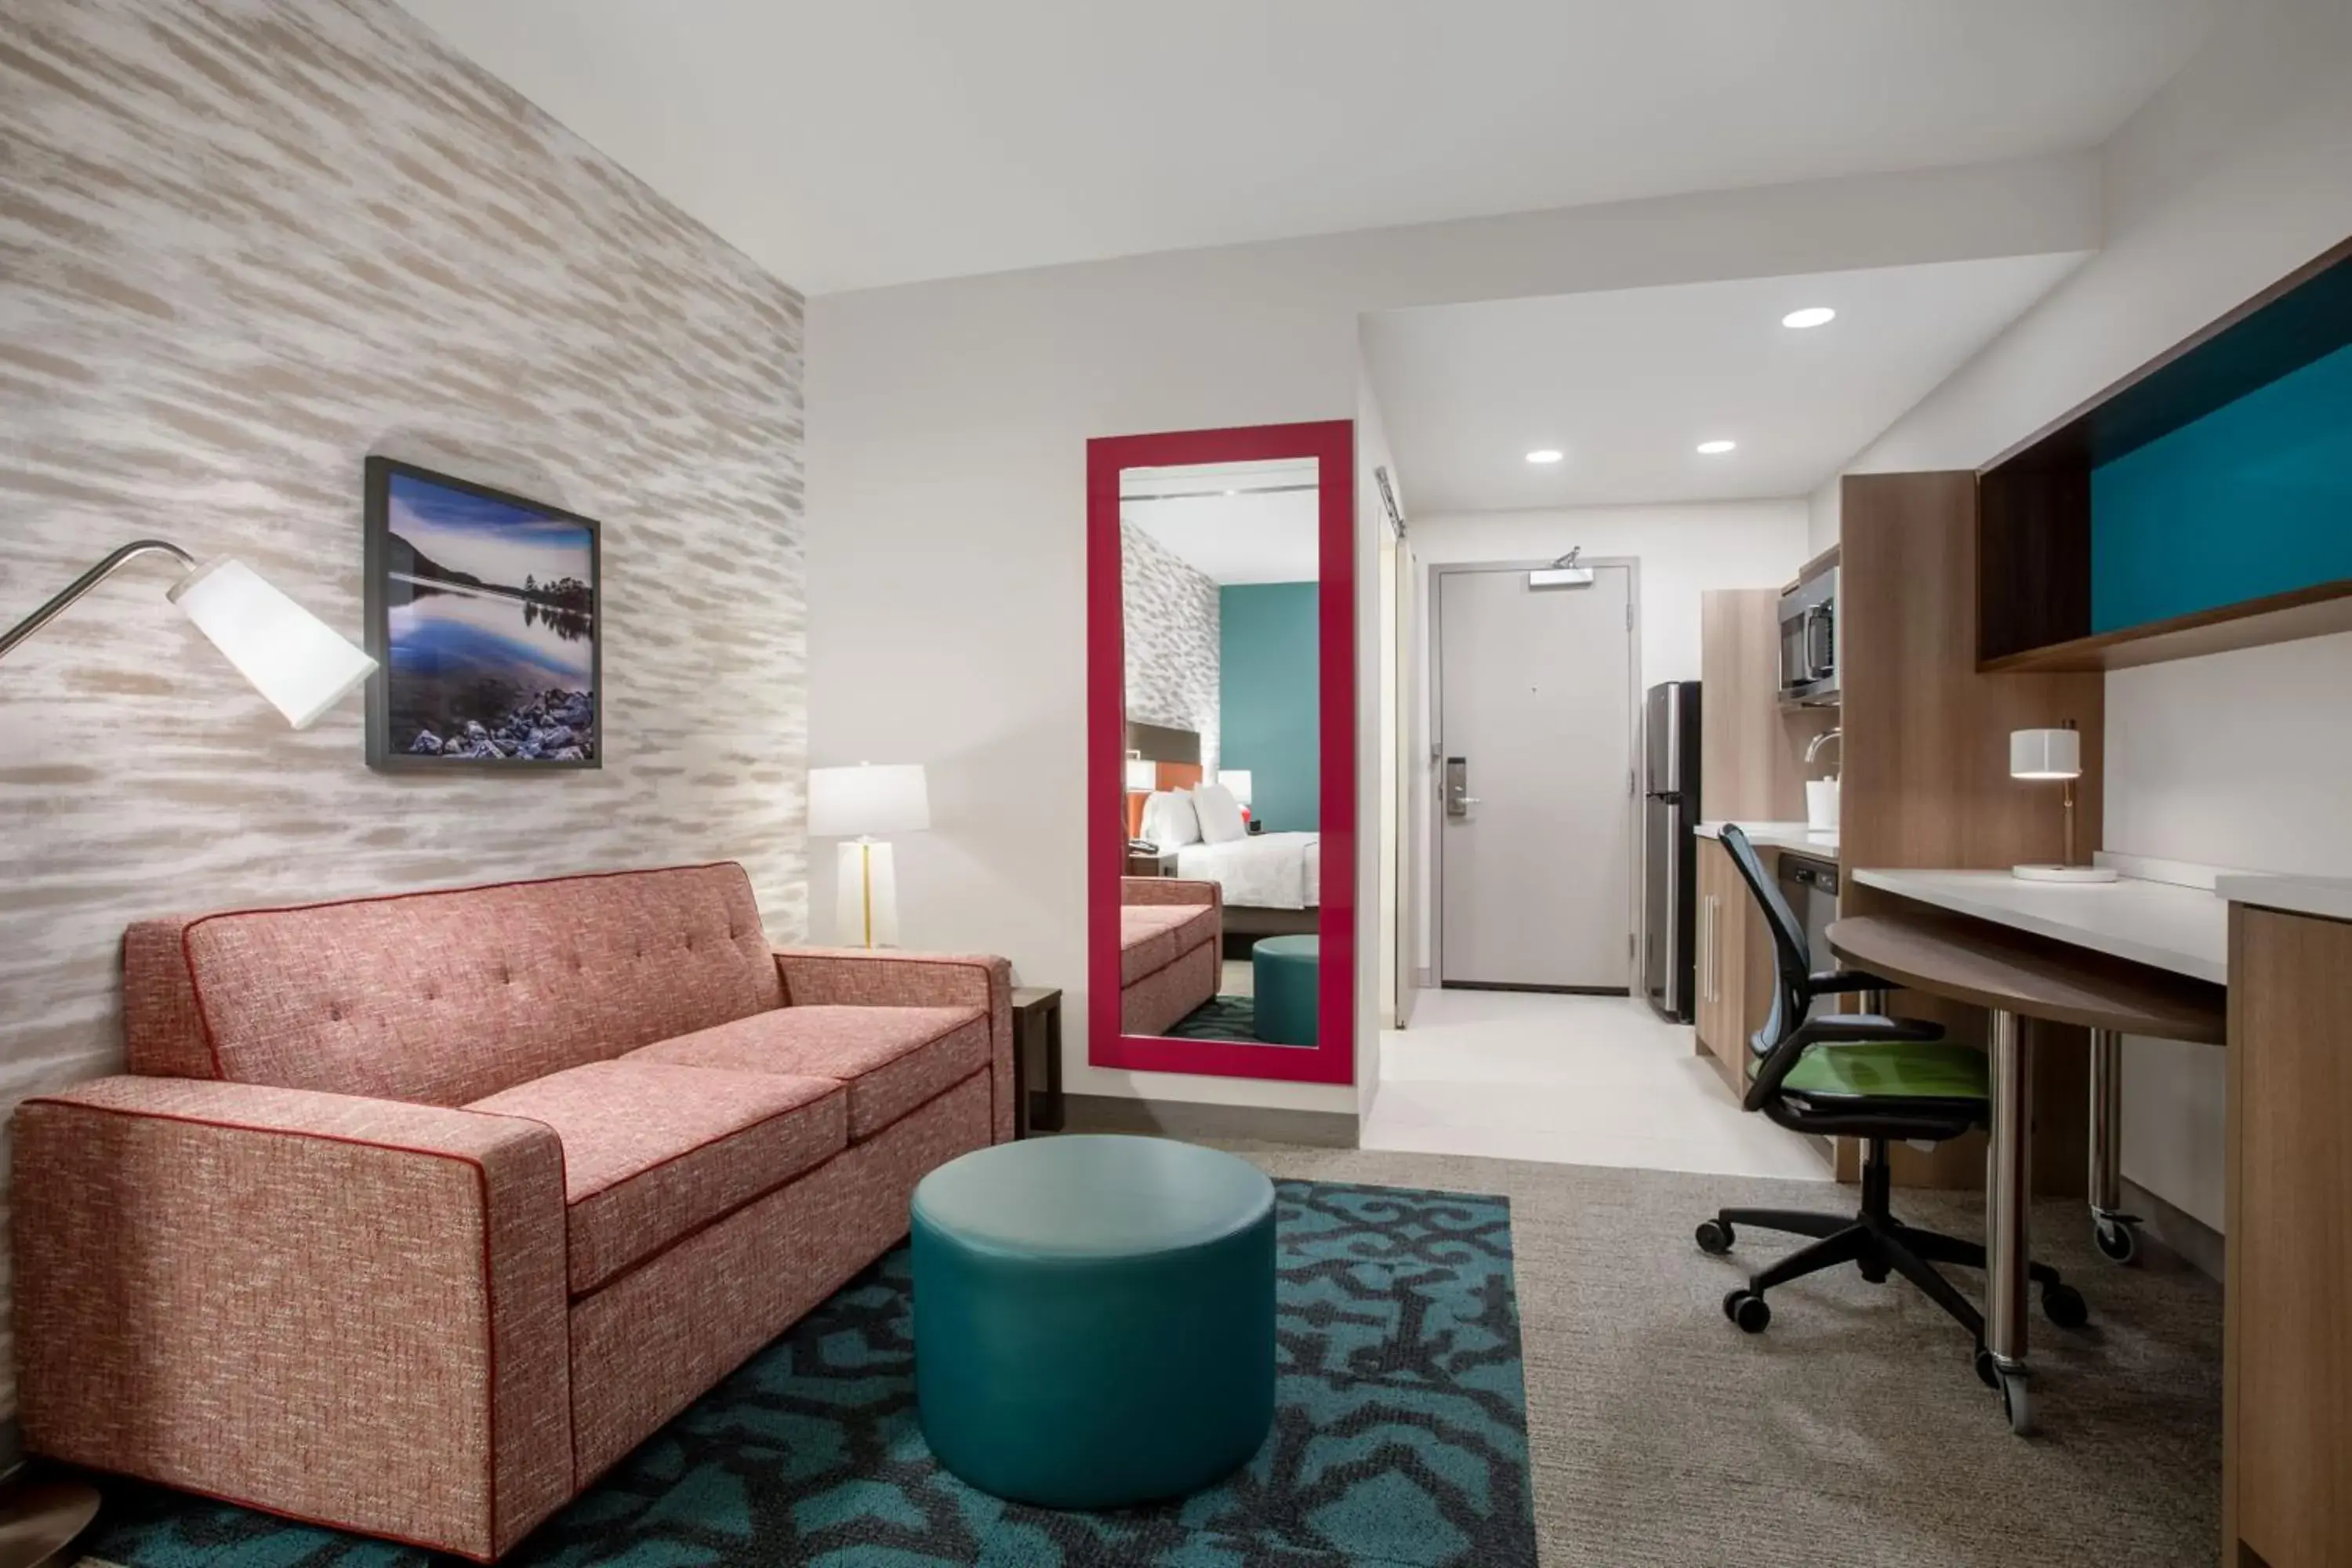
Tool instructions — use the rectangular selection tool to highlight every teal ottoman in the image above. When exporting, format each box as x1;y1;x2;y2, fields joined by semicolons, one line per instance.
1251;934;1319;1045
911;1135;1276;1508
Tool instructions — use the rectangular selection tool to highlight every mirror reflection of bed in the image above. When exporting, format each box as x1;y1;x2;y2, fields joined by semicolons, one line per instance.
1119;457;1319;1046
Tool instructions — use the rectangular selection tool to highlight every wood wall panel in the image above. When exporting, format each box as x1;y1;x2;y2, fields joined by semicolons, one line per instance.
1697;589;1835;822
0;0;808;1413
2225;905;2352;1568
1838;472;2102;1192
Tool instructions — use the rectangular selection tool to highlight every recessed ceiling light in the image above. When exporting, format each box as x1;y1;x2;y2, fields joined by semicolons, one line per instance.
1697;440;1737;456
1782;307;1838;329
1526;448;1564;464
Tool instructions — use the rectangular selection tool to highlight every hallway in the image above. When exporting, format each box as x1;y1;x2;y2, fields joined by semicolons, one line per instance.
1365;989;1837;1181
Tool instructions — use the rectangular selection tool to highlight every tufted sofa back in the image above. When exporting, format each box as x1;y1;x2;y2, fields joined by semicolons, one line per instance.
122;863;782;1107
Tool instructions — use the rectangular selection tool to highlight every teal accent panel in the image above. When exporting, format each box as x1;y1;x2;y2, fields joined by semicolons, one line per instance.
1219;582;1320;830
2092;340;2352;632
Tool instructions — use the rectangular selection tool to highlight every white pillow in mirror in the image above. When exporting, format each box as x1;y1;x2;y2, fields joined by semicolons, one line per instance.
1142;790;1202;848
1192;782;1247;844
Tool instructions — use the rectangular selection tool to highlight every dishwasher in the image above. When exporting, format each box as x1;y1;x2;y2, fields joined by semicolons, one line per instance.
1776;852;1839;1016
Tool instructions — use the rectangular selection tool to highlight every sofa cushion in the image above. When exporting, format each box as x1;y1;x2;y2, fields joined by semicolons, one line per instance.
1119;903;1218;985
629;1004;988;1142
124;863;783;1106
467;1059;843;1294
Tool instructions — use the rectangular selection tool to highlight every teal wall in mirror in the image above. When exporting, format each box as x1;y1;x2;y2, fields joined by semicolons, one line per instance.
1218;582;1319;831
2092;340;2352;632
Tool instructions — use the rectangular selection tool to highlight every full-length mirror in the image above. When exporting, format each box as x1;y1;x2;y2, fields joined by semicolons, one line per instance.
1087;422;1354;1083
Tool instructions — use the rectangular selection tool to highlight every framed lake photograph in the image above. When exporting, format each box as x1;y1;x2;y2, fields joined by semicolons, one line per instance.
363;457;602;769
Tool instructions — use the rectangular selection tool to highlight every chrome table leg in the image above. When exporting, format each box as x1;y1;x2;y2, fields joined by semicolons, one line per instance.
1984;1007;2035;1434
2087;1027;2140;1262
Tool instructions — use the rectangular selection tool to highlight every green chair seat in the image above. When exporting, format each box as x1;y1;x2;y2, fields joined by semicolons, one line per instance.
1781;1039;1990;1102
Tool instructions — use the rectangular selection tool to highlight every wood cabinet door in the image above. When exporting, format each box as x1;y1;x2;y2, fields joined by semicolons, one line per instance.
1693;839;1744;1091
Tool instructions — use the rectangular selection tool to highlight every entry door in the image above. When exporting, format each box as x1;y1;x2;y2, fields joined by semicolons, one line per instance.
1437;563;1634;991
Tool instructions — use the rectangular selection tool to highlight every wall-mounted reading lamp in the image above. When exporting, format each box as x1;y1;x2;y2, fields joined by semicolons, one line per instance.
0;540;376;725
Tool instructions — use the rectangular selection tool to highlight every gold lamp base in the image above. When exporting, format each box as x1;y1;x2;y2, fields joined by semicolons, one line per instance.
0;1479;100;1568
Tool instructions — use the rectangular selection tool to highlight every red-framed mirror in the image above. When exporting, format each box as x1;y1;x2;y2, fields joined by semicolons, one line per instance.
1086;419;1356;1083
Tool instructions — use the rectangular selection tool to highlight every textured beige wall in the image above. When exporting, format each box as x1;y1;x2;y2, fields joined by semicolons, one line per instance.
0;0;808;1411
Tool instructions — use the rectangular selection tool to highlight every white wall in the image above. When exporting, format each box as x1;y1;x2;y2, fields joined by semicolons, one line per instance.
805;157;2097;1114
1821;0;2352;1228
1402;500;1813;971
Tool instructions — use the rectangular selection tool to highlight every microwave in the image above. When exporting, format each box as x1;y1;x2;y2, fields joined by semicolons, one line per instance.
1778;566;1838;706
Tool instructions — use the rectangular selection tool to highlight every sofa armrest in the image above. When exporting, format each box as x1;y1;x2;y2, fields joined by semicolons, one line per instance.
11;1077;572;1561
1122;877;1222;910
774;949;1016;1144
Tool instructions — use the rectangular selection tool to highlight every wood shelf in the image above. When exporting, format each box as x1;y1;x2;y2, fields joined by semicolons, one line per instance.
1980;579;2352;673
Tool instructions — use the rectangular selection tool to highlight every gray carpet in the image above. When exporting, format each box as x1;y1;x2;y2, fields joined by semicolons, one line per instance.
1214;1143;2221;1568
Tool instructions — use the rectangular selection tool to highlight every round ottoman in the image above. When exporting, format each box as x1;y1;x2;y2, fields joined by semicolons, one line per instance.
912;1134;1276;1508
1251;934;1320;1045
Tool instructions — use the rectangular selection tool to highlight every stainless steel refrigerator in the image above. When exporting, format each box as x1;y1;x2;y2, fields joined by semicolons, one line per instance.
1642;681;1703;1022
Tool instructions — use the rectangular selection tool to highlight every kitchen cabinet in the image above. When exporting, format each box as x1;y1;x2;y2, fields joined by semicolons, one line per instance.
1694;835;1769;1094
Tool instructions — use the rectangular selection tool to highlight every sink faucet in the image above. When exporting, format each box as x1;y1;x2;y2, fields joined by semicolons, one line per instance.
1805;728;1842;768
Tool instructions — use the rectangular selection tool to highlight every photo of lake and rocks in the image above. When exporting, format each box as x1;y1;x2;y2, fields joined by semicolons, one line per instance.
370;466;600;765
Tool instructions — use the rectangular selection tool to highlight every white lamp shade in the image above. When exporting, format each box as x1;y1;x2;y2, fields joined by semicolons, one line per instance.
2010;728;2082;781
1125;757;1157;792
167;557;376;729
808;762;931;837
1218;768;1253;806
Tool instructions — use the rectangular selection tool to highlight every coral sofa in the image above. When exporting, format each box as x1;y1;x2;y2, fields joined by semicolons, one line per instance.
1120;877;1221;1034
10;863;1011;1561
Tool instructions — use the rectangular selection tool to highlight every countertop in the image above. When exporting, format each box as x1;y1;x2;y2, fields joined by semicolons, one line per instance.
2215;873;2352;924
1849;867;2227;984
1695;821;1840;859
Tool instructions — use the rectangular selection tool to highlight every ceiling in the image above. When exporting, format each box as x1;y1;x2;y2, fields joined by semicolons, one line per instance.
1362;253;2091;514
396;1;2212;295
1123;460;1319;584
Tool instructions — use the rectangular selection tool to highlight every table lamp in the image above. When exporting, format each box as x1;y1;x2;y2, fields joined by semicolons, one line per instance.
809;762;931;946
2009;724;2116;883
1;540;376;727
1125;755;1157;793
1218;768;1255;830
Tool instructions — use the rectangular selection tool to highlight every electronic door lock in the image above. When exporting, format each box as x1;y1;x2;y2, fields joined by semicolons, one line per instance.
1445;757;1473;818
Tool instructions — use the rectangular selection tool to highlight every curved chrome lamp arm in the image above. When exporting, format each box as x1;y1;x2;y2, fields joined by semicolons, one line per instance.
0;539;198;663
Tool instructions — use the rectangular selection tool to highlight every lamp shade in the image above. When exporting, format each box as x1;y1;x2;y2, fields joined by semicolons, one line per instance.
808;762;931;837
1217;768;1253;806
1125;757;1157;792
2009;728;2082;781
166;557;376;729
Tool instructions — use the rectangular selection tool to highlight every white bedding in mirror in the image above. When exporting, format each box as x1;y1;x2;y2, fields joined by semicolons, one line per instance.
1174;831;1320;909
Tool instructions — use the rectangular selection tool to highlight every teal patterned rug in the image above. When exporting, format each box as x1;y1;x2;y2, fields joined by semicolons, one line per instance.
1165;993;1259;1040
78;1180;1533;1567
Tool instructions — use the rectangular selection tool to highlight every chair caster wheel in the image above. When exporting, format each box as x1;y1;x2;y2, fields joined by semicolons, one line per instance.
1975;1348;2033;1433
1695;1219;1733;1255
1859;1261;1890;1284
2042;1281;2089;1330
1722;1289;1770;1333
2094;1215;2140;1265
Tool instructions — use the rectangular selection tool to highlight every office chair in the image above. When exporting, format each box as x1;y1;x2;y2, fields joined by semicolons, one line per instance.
1696;824;2086;1389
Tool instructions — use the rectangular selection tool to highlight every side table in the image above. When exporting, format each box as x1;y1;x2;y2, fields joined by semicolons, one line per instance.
1010;985;1065;1137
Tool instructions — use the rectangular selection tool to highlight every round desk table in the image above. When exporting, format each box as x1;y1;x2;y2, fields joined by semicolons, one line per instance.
1826;910;2225;1434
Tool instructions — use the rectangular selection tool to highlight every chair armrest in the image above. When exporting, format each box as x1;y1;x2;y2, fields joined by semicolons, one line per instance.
1122;877;1222;909
1800;1014;1948;1045
1743;1014;1948;1111
1804;968;1899;997
11;1077;572;1561
774;949;1016;1143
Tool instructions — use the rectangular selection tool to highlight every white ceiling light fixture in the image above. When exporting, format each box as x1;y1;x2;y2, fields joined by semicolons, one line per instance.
1782;307;1838;329
1697;440;1738;456
1525;448;1564;464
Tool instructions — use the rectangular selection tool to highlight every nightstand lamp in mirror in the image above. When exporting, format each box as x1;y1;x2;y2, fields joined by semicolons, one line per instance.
2009;724;2116;883
1218;768;1255;831
810;762;931;947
